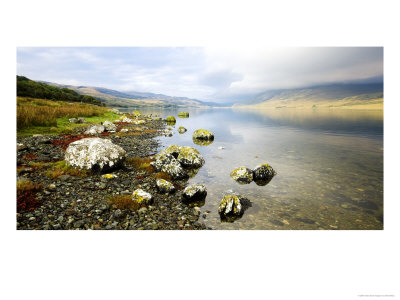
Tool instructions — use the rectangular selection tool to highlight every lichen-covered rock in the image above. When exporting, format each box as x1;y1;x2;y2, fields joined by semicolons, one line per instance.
177;146;205;168
84;124;105;135
132;120;145;125
160;159;188;179
230;167;253;184
102;120;117;132
65;138;126;173
120;116;133;123
132;110;141;116
150;153;176;171
182;184;207;202
17;143;28;151
156;179;175;193
193;129;214;140
132;189;152;205
177;112;189;118
165;116;176;123
253;164;276;185
178;126;187;134
120;128;129;133
218;190;251;222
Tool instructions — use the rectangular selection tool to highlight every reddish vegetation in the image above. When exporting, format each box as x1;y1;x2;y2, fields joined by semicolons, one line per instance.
17;180;42;212
114;122;130;132
52;134;92;150
22;153;38;161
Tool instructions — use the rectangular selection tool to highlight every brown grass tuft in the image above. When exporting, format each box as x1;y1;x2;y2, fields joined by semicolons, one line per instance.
151;172;173;181
17;179;42;212
108;195;145;211
125;157;155;173
44;160;91;179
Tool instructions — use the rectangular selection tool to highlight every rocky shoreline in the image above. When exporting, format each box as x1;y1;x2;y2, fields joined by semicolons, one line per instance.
17;114;209;230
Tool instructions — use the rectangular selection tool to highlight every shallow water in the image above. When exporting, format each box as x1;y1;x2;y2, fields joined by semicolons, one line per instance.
124;107;384;230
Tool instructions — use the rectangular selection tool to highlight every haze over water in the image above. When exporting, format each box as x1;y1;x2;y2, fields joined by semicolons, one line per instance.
126;107;384;229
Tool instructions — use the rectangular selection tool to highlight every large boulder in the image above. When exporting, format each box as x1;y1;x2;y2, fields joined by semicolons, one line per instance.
84;124;105;135
230;167;253;184
182;184;207;202
253;164;276;185
65;138;126;173
218;190;252;222
193;129;214;140
102;120;117;132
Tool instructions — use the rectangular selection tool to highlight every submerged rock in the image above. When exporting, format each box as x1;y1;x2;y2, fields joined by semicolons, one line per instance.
193;129;214;140
177;112;189;118
65;137;126;173
178;126;187;134
230;167;253;184
156;179;175;193
132;189;152;205
218;190;252;222
182;184;207;202
84;124;105;135
102;120;117;132
253;164;276;185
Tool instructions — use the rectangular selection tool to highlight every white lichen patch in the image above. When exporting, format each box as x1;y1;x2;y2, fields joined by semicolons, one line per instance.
65;138;126;172
132;189;152;204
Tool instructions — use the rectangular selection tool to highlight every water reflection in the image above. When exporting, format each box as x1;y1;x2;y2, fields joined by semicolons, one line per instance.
121;106;383;230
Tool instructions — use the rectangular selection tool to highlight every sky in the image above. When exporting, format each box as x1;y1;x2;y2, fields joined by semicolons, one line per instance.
17;47;383;103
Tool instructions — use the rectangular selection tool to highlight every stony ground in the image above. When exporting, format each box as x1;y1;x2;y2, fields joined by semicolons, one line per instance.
16;116;209;230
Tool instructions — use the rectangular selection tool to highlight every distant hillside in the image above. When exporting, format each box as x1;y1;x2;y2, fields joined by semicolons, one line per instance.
234;83;383;110
41;81;214;108
17;76;103;106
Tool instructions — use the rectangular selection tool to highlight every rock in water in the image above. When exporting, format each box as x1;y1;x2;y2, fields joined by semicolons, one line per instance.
65;138;126;173
177;112;189;118
230;167;254;184
165;116;176;123
156;179;175;193
84;124;105;135
102;120;117;132
182;184;207;202
192;129;214;140
161;159;188;179
218;190;252;222
132;189;152;205
178;126;187;134
253;164;276;185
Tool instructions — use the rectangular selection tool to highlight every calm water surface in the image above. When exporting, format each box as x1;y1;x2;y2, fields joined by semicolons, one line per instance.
126;107;383;230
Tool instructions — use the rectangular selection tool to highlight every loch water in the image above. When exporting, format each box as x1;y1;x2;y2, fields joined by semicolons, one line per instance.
125;107;384;230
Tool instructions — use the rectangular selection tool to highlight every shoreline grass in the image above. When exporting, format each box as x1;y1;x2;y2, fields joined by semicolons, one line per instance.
17;97;118;136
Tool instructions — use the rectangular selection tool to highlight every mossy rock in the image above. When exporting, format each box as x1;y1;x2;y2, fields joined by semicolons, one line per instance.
165;116;176;123
182;184;207;202
156;179;175;193
230;167;253;184
218;190;252;223
193;129;214;140
253;164;276;186
178;126;187;134
177;112;189;118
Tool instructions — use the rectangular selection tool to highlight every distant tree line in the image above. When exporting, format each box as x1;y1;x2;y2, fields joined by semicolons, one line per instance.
17;76;104;106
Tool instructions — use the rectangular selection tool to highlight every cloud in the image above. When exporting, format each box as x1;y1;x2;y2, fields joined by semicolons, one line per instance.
17;47;383;103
